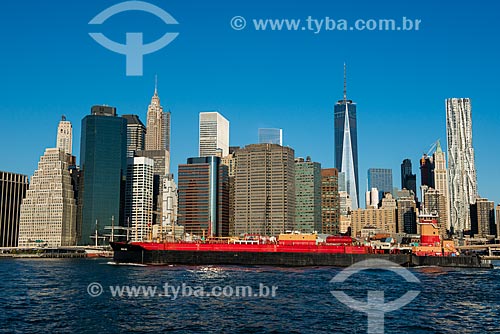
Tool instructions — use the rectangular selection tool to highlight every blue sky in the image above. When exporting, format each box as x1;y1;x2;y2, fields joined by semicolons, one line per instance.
1;0;499;206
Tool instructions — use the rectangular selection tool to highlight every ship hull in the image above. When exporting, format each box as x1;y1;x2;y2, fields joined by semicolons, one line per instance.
410;254;490;268
113;246;410;267
110;242;492;268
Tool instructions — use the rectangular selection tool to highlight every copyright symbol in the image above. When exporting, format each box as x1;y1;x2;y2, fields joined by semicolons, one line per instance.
87;282;103;297
230;16;246;30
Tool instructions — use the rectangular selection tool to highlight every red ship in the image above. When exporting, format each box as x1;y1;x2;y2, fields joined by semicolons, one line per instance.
110;218;491;268
110;234;410;266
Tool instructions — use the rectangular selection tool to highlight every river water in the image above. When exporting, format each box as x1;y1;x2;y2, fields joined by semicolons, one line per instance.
0;258;498;333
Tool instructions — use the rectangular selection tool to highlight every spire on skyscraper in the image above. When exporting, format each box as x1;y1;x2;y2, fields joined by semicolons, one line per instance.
343;62;347;101
154;74;158;96
145;75;170;154
436;139;442;153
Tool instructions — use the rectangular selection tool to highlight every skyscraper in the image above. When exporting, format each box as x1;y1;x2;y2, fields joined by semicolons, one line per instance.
446;98;478;233
423;187;448;238
56;115;72;155
338;172;347;192
125;157;154;241
420;154;435;188
258;128;283;145
122;114;146;158
178;157;229;237
334;64;359;209
365;188;379;209
141;80;171;229
367;168;393;202
0;171;28;247
145;79;170;153
397;196;418;234
496;205;500;239
470;198;495;237
294;157;322;233
338;191;352;234
321;168;340;235
221;147;240;236
162;174;178;228
432;140;451;231
234;144;295;236
135;149;169;226
79;105;127;245
18;148;77;247
400;159;417;196
199;111;229;157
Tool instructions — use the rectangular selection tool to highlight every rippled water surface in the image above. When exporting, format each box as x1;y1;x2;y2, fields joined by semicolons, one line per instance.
0;259;499;333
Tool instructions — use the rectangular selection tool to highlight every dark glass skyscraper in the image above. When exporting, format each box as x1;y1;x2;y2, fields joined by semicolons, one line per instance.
367;168;393;201
122;114;146;158
420;154;435;188
78;106;127;245
0;171;28;247
334;64;359;209
401;159;417;195
178;157;229;238
258;128;283;145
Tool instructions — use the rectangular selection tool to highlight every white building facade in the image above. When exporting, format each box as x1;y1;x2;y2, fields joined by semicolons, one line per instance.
56;116;72;155
125;157;154;241
18;148;77;247
162;174;178;228
446;98;478;233
199;111;229;157
432;140;451;231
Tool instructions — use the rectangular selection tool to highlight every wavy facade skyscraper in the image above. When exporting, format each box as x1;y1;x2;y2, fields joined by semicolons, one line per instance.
334;64;359;209
446;98;478;234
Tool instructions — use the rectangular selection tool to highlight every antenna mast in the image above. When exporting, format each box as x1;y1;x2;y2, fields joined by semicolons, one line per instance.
343;62;347;101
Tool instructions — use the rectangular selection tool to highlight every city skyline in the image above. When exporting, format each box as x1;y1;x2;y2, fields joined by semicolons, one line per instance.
3;89;498;208
2;2;500;333
0;1;499;206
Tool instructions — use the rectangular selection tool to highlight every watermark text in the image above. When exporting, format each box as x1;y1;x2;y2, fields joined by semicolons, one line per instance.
231;16;421;33
87;282;278;299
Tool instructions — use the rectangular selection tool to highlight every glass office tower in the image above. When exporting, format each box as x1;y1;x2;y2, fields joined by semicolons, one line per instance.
367;168;393;202
334;65;359;209
79;106;127;245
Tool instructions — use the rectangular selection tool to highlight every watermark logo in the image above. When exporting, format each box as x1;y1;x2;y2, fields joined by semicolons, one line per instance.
87;282;278;299
88;1;179;76
330;259;420;334
230;16;247;30
87;282;104;297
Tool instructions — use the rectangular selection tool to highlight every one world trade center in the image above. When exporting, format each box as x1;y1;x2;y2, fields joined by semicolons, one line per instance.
334;64;359;209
